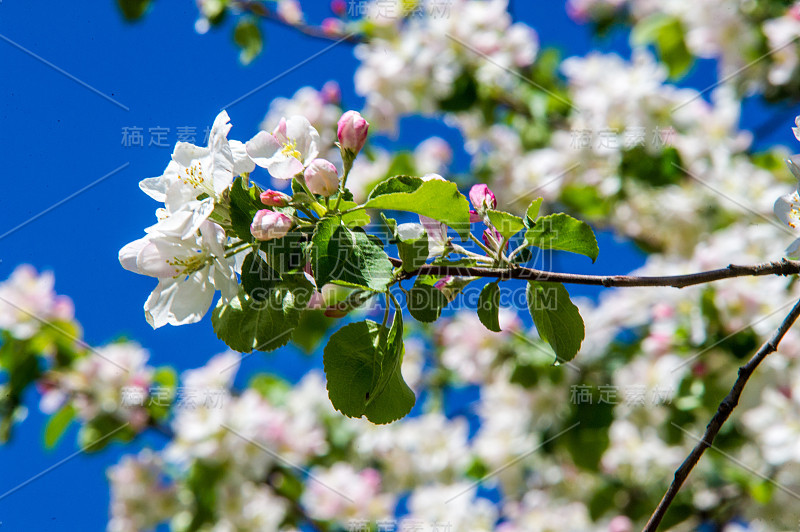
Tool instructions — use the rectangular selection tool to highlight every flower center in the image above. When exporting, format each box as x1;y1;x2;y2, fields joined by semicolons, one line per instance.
166;249;211;277
281;139;302;160
179;161;215;197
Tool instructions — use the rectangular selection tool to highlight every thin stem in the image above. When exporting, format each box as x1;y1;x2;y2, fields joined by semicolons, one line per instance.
469;233;496;257
388;258;800;289
224;242;257;258
644;297;800;531
332;157;353;213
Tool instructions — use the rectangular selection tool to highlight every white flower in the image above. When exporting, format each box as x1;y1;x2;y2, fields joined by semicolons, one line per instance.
246;116;321;180
775;154;800;256
0;265;74;340
139;111;253;237
118;220;237;328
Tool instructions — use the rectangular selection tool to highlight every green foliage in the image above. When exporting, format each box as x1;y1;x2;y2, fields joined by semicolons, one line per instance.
486;210;525;241
44;404;75;449
117;0;153;21
526;281;585;363
233;18;263;65
438;70;479;112
407;282;448;323
323;315;415;424
363;176;471;240
394;224;430;273
525;213;600;263
621;146;683;187
477;282;502;332
632;14;693;79
229;177;266;242
212;279;312;353
312;216;394;291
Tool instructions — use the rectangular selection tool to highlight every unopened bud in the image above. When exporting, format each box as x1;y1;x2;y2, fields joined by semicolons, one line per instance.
304;158;340;197
337;110;369;155
260;190;291;207
251;210;294;241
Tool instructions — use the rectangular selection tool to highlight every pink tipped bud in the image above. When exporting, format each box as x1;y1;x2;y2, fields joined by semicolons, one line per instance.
251;210;294;241
337;110;369;155
260;190;291;207
331;0;346;16
304;158;340;197
434;276;454;291
469;210;482;223
321;81;341;105
321;17;344;36
469;184;497;212
483;227;508;250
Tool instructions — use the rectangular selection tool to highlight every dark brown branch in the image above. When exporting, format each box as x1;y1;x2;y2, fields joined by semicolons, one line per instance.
391;258;800;289
643;297;800;531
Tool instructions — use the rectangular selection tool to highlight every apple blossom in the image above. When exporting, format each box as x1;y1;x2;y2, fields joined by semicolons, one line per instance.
304;158;340;197
259;189;291;207
337;110;369;155
118;220;237;328
469;184;497;213
0;265;74;340
250;209;294;241
246;116;321;180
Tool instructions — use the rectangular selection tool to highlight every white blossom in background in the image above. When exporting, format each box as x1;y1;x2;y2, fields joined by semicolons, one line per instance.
498;490;595;532
355;412;470;488
107;451;179;532
400;483;498;532
42;342;154;431
438;309;519;384
355;0;538;132
301;463;395;522
0;265;74;340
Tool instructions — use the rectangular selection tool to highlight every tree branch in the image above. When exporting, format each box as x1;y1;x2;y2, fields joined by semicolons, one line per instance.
643;297;800;531
238;1;363;43
390;258;800;289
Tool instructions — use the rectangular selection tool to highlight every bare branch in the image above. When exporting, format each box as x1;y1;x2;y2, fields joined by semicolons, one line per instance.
643;297;800;531
391;258;800;289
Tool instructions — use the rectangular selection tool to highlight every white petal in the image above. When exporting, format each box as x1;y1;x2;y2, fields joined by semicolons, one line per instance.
775;192;800;229
396;223;426;241
172;142;208;168
209;110;233;148
153;198;215;240
230;140;256;176
144;271;215;328
246;131;281;168
268;157;304;180
788;238;800;258
119;238;149;274
139;161;180;202
285;115;320;163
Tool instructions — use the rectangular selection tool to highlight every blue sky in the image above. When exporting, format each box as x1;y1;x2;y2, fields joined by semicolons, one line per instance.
0;1;796;529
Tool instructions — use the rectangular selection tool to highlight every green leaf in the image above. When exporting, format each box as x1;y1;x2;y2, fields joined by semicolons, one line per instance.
631;14;692;79
526;281;585;363
525;213;599;263
486;210;525;241
407;283;448;323
117;0;153;21
477;282;502;332
337;200;371;227
240;252;280;301
259;230;307;275
212;280;312;353
524;198;543;227
311;216;393;291
395;223;429;273
363;176;471;240
44;404;75;449
323;318;415;424
292;309;335;354
229;177;266;242
233;18;263;65
438;70;478;112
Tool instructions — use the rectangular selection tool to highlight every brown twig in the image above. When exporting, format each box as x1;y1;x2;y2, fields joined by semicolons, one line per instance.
391;258;800;289
643;297;800;531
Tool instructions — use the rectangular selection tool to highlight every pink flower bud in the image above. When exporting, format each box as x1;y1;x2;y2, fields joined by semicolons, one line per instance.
483;227;508;250
260;190;291;207
331;0;346;16
251;210;294;241
469;184;497;212
304;158;340;197
337;110;369;155
321;81;341;105
321;17;344;36
469;210;482;223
